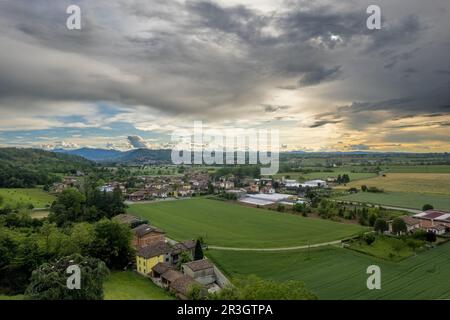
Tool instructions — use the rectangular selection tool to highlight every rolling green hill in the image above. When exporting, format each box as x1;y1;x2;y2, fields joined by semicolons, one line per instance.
0;148;94;188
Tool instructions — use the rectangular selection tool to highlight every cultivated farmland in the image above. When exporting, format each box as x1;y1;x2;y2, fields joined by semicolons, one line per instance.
336;191;450;211
128;198;366;248
207;243;450;299
336;173;450;195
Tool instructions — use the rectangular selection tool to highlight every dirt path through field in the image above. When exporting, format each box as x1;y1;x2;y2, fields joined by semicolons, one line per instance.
207;240;342;251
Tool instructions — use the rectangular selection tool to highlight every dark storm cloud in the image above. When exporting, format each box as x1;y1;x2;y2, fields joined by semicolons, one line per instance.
297;66;342;87
262;104;290;113
309;119;342;128
366;15;424;52
127;135;148;148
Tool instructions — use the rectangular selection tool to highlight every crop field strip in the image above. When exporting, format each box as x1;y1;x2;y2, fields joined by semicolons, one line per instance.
207;242;450;299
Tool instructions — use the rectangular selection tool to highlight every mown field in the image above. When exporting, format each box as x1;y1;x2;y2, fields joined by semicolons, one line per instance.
128;198;366;248
0;188;55;208
336;191;450;210
103;271;173;300
207;243;450;299
336;173;450;195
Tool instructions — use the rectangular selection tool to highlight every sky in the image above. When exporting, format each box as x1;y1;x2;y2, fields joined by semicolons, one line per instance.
0;0;449;152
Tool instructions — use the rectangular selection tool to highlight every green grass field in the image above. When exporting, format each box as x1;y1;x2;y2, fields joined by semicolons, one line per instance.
103;271;173;300
207;243;450;299
336;191;450;210
128;198;366;248
0;188;55;208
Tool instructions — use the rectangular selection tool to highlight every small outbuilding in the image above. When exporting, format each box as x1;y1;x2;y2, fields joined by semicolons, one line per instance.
182;259;216;285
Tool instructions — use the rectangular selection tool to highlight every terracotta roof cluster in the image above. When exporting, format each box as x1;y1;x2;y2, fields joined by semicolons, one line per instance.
169;275;197;296
161;269;184;283
171;240;196;254
113;214;142;225
137;242;170;259
183;259;214;272
400;216;420;226
151;262;173;275
133;224;165;237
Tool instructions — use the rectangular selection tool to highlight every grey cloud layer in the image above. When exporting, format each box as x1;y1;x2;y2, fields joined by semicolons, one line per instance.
0;0;449;135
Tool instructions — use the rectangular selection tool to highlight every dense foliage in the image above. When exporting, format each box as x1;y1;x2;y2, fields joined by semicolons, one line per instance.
0;148;93;188
49;185;126;226
315;199;399;226
25;254;109;300
88;219;134;269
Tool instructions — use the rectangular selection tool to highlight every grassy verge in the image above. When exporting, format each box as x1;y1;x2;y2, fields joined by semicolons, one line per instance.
103;271;173;300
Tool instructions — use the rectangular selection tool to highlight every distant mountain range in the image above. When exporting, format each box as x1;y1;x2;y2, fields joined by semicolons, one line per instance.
53;148;172;163
52;147;448;164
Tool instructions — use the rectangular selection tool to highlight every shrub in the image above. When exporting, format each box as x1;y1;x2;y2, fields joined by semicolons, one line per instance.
426;231;437;243
363;233;376;245
412;229;427;240
374;218;388;233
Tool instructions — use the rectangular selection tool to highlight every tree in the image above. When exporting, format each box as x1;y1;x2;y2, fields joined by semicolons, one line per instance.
374;218;388;233
25;254;109;300
342;174;350;184
69;222;95;256
361;185;368;192
49;188;86;227
194;239;204;261
177;251;192;269
209;275;317;300
425;231;437;243
422;204;434;211
368;213;378;227
187;283;206;300
392;218;407;235
88;219;134;269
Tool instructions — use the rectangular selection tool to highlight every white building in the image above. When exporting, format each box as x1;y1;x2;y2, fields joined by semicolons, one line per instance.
300;180;327;188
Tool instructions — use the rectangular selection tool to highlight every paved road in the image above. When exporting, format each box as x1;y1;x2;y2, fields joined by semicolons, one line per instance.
125;197;191;205
208;240;342;252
